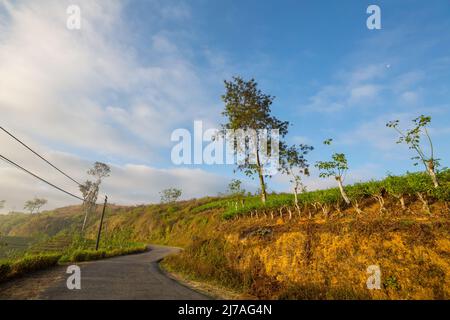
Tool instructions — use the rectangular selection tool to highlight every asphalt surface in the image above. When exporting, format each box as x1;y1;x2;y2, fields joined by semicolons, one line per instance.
36;245;210;300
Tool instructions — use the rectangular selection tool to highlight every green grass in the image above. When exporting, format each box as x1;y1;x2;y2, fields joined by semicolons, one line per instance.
59;245;148;263
0;241;148;283
0;236;37;259
222;169;450;219
0;253;61;283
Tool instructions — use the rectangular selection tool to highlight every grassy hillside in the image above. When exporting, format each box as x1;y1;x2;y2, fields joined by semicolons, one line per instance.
0;171;449;299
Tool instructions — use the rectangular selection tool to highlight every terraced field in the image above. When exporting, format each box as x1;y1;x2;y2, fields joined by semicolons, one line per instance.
0;236;36;260
0;235;94;260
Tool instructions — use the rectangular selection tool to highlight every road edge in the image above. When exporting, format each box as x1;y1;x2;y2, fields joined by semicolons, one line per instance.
158;259;256;300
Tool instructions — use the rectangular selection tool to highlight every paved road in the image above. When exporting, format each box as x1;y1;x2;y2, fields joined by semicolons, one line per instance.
1;245;210;300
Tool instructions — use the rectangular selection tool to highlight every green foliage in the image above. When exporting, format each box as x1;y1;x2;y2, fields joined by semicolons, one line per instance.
316;153;348;178
220;76;290;202
346;183;368;202
315;139;350;204
387;115;441;189
61;244;147;263
159;188;182;204
191;199;231;214
0;253;61;283
385;174;412;198
221;169;450;219
0;262;11;282
0;235;37;260
387;115;437;167
227;179;245;196
405;171;434;195
383;275;401;291
23;197;48;214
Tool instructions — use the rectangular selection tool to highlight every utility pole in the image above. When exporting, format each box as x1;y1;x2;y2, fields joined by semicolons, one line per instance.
95;195;108;251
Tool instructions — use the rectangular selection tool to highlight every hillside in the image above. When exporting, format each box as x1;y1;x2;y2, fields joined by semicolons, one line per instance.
1;172;449;299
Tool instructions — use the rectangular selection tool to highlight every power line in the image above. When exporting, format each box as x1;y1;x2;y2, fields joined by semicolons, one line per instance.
0;126;82;186
0;153;84;201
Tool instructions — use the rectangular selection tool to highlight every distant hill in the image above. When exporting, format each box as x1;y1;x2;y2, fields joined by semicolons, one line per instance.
0;185;449;299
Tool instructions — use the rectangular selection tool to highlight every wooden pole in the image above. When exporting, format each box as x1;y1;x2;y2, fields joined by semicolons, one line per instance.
95;195;108;251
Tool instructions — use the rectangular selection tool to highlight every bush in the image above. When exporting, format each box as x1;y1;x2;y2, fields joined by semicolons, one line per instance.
0;253;61;283
10;254;61;276
68;249;106;262
0;262;12;282
63;244;148;263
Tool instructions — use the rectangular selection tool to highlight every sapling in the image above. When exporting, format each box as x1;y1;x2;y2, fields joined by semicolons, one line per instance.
280;144;313;214
80;162;111;232
315;139;351;205
387;115;440;188
227;179;246;211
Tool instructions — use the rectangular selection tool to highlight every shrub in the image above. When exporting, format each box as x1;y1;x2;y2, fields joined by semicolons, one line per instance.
0;262;12;282
10;254;61;276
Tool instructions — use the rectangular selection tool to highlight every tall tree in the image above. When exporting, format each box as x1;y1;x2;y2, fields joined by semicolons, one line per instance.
315;139;351;204
387;115;440;188
23;197;47;214
80;162;111;232
220;76;289;203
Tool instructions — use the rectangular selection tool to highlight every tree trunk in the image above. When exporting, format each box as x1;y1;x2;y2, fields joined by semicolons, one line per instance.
293;186;299;206
416;192;431;214
353;200;363;215
374;195;385;214
81;205;89;232
426;160;439;188
320;204;330;219
336;176;350;204
335;202;342;216
399;196;406;210
444;201;449;214
256;151;267;203
288;208;293;220
293;186;302;215
258;172;267;203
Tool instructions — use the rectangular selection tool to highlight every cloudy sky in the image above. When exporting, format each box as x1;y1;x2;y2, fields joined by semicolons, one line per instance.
1;0;449;213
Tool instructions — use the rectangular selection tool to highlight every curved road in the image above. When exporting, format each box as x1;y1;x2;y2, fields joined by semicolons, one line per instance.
1;245;210;300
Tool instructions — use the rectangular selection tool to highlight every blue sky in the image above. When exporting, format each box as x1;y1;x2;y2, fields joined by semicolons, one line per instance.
0;0;449;211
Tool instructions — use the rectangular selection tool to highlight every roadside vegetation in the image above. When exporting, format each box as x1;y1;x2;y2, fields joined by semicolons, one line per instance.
0;230;147;283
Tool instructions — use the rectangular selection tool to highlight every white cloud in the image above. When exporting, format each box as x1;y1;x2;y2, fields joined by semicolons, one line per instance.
349;84;380;104
304;64;386;113
0;0;221;160
0;0;228;212
400;91;420;105
0;148;230;213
